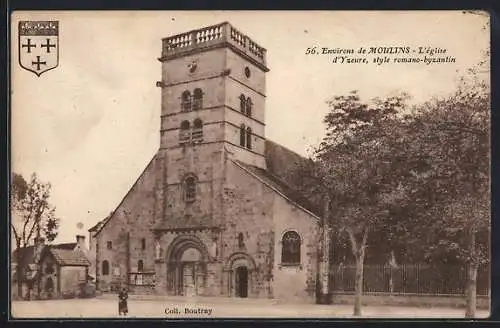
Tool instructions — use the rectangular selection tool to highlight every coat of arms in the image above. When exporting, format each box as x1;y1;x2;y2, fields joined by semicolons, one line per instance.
18;21;59;77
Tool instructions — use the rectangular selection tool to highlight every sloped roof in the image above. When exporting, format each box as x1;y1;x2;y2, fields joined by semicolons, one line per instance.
235;160;321;218
88;217;109;232
49;248;90;266
12;242;76;263
265;139;309;181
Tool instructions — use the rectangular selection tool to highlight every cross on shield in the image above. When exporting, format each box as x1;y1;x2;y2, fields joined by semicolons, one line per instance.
18;21;59;77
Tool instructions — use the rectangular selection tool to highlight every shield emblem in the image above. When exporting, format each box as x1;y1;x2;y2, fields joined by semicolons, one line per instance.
18;21;59;77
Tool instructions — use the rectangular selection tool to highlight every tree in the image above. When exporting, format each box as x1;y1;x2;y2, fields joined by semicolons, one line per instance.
401;78;490;317
290;91;410;315
11;172;60;298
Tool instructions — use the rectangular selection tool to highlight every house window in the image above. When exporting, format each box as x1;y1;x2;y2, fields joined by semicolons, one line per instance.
238;232;245;249
141;238;146;250
281;231;301;265
246;127;252;150
179;120;191;144
137;260;144;272
106;241;112;250
239;94;246;113
192;88;203;110
240;124;246;147
192;118;203;142
102;260;110;276
183;175;197;203
245;97;252;117
181;91;192;111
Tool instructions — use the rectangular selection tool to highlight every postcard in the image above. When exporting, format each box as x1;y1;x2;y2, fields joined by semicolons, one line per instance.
10;11;490;319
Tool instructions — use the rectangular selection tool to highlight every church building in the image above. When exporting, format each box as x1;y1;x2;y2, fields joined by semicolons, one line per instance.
89;22;322;302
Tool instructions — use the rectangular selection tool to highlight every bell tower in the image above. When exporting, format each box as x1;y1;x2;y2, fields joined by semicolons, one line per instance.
157;22;269;169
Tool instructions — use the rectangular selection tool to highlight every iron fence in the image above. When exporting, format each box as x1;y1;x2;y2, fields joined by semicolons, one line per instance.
329;263;489;296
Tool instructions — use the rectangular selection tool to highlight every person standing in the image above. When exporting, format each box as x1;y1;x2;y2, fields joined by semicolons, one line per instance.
118;287;128;316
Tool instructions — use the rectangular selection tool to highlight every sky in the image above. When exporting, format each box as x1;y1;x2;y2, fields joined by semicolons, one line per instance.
10;11;489;244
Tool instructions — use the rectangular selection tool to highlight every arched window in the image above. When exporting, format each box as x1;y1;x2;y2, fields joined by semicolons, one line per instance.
183;175;197;203
246;127;252;149
192;88;203;110
281;231;301;265
141;238;146;250
239;94;246;113
102;260;110;276
137;260;144;272
192;118;203;142
245;97;252;117
179;120;191;144
240;124;246;147
238;232;245;249
181;91;192;111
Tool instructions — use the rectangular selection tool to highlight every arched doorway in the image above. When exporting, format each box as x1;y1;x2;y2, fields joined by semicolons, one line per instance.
225;252;257;298
165;235;209;296
235;266;248;298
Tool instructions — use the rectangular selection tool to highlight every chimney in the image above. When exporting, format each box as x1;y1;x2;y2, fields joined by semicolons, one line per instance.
76;235;86;250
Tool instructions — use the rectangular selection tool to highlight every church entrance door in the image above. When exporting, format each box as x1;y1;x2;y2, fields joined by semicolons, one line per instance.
178;247;204;296
182;262;196;296
235;266;248;298
165;236;209;297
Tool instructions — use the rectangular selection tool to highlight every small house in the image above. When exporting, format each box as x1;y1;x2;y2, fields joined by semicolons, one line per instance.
12;235;91;300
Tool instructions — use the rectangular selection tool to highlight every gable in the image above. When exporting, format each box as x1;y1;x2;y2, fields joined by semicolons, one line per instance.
92;153;158;237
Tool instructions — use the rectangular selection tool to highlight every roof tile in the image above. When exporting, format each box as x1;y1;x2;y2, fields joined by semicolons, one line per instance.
49;248;90;266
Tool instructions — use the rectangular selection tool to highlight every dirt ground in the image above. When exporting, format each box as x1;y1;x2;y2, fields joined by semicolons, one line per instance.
10;295;490;319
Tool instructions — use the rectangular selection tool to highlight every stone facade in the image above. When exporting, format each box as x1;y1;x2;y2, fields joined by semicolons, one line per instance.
91;22;321;302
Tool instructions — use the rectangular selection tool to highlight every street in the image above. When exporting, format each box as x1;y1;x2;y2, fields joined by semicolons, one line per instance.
11;295;489;319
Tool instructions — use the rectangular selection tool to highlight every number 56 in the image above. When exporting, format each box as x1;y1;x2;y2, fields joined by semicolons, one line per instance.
305;47;317;55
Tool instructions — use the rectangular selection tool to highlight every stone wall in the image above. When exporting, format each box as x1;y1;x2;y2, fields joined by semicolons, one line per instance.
272;195;319;303
95;155;159;292
60;266;87;296
222;160;276;298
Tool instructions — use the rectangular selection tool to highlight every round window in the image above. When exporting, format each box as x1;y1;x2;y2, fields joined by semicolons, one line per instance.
244;67;251;78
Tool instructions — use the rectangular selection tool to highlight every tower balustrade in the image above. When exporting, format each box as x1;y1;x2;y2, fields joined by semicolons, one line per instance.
161;22;267;68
